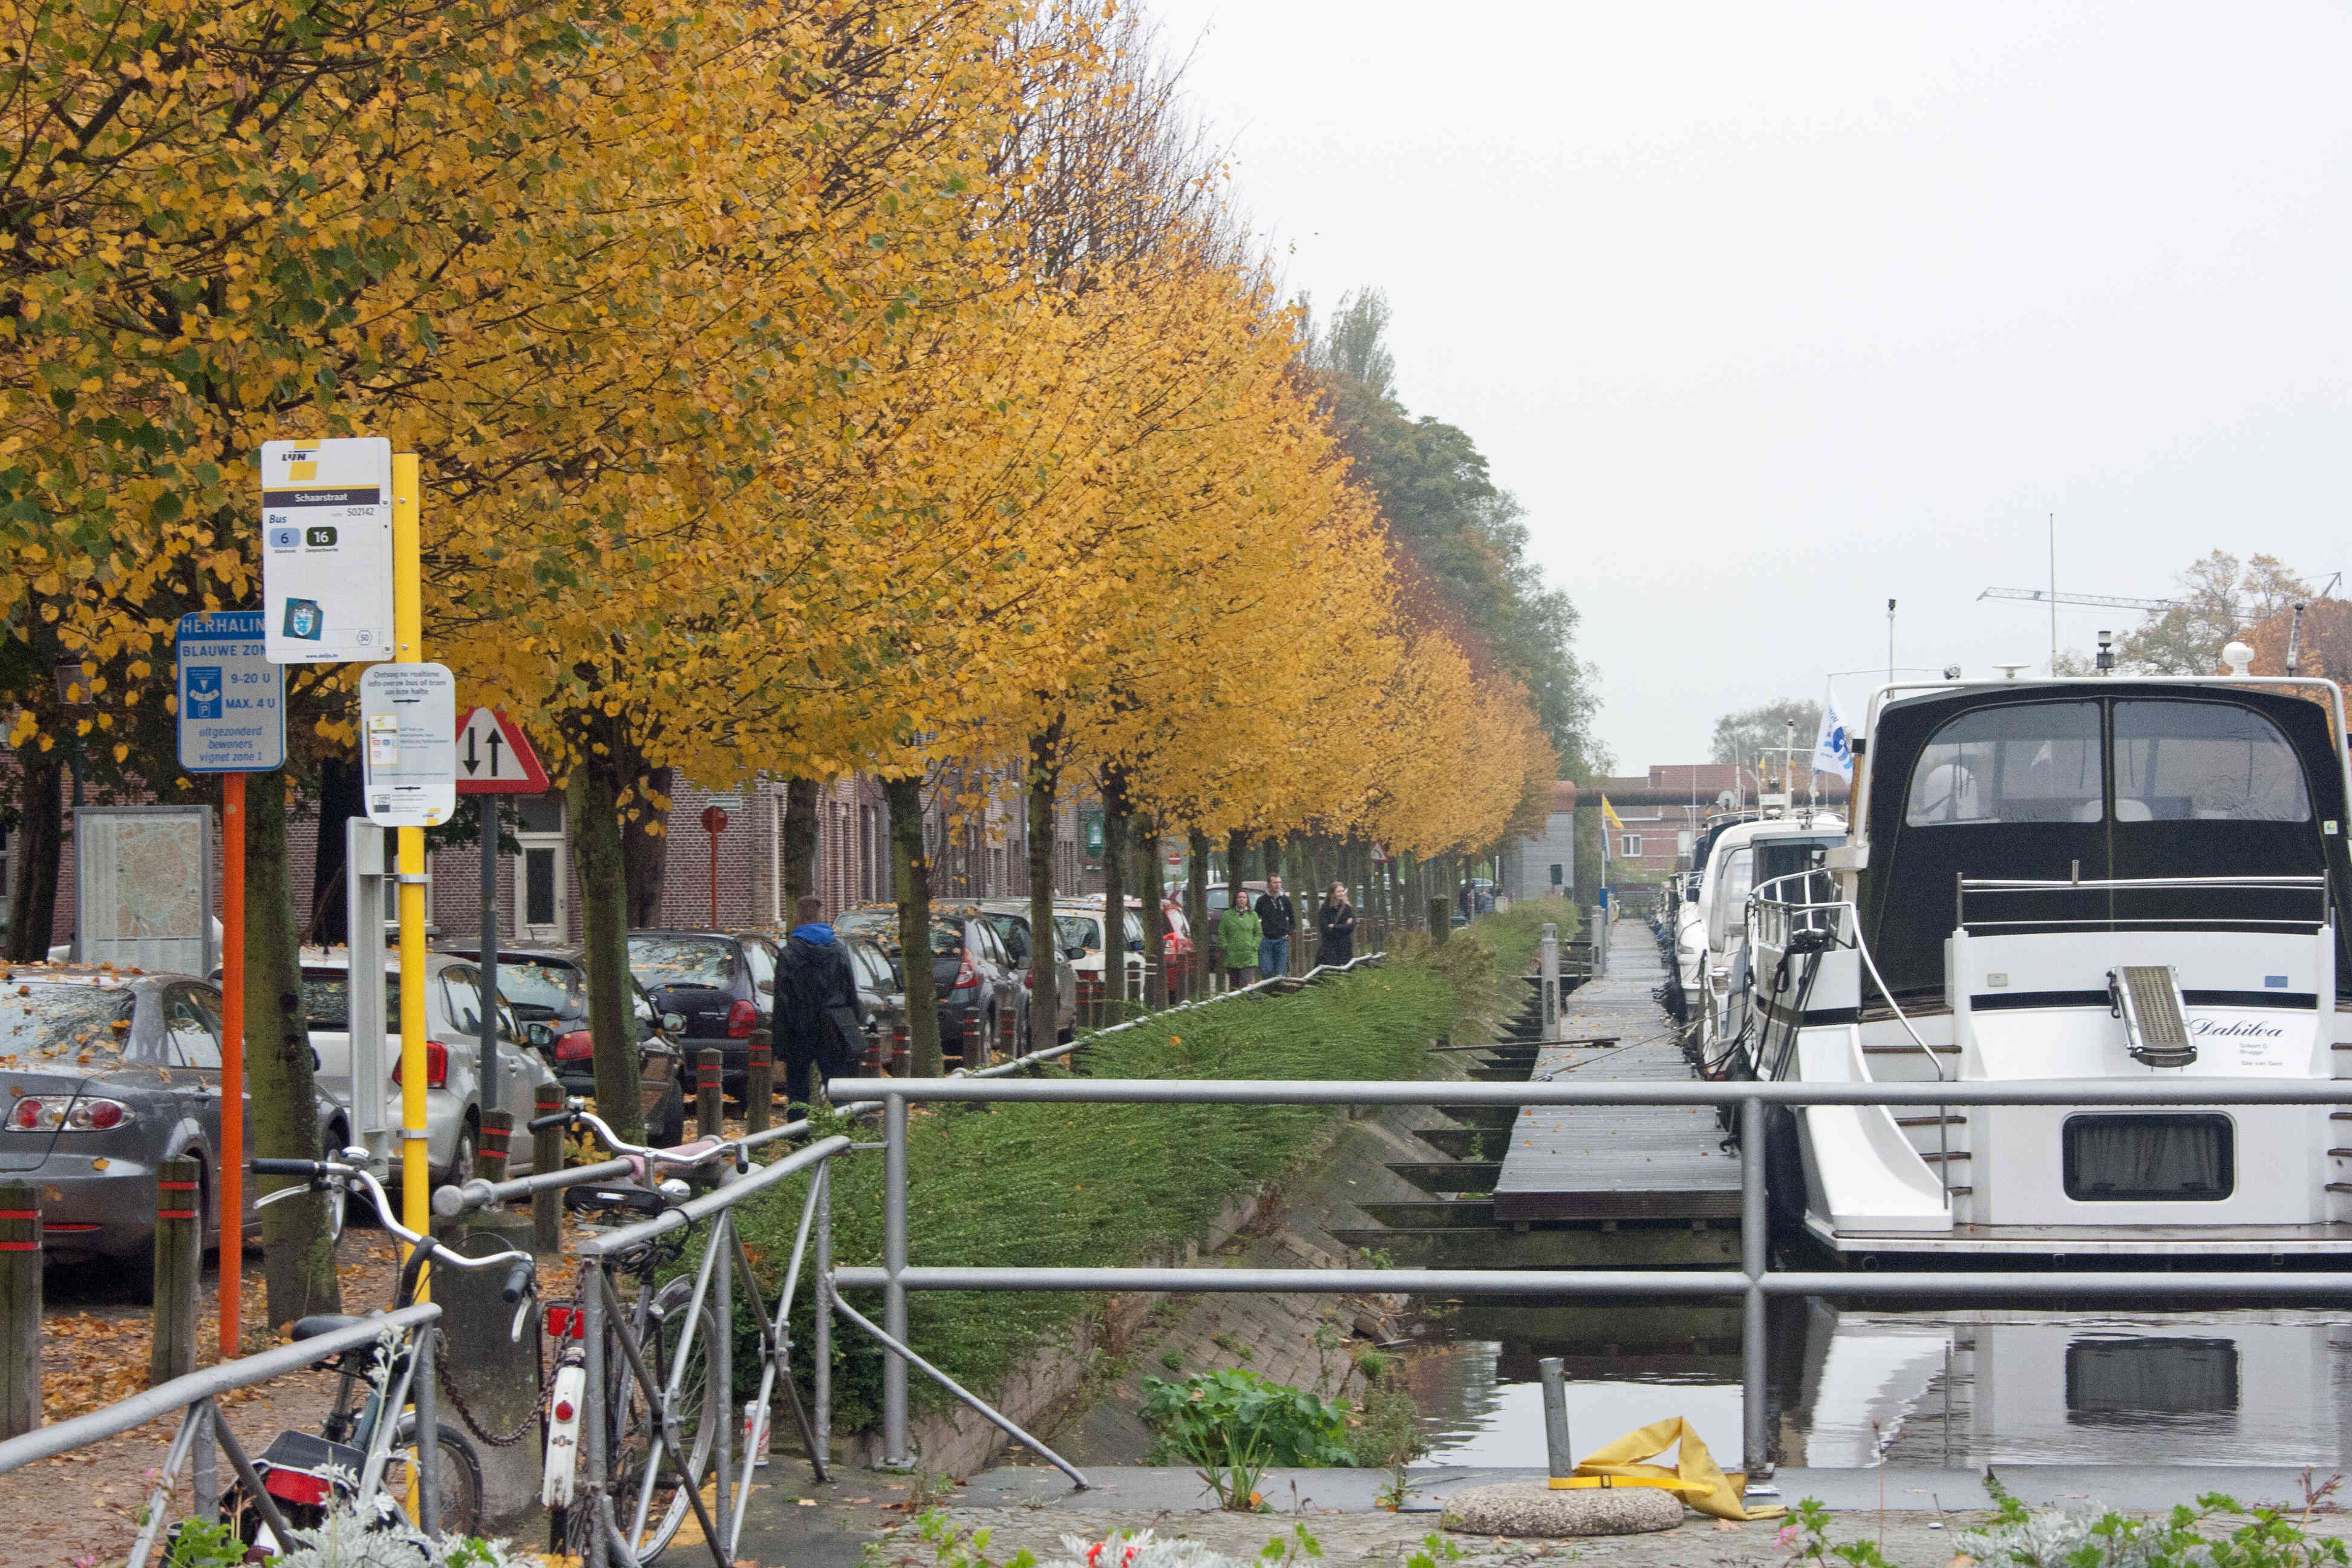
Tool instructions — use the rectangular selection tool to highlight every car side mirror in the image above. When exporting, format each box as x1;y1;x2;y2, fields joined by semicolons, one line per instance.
1066;944;1086;961
757;979;773;995
1127;938;1144;953
663;1011;687;1034
524;1021;555;1050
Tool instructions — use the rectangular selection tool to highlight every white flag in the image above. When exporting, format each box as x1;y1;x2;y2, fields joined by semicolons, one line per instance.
1812;693;1855;782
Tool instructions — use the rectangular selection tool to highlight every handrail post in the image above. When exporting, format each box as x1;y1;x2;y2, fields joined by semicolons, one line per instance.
883;1090;909;1466
1740;1096;1768;1481
814;1160;832;1470
414;1313;441;1536
582;1258;609;1568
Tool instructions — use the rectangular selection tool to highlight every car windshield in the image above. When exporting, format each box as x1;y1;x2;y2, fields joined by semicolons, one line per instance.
0;984;134;1063
299;971;403;1033
494;959;584;1012
627;936;736;990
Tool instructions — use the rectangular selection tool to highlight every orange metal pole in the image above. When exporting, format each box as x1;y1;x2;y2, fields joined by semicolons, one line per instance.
709;826;719;928
219;772;245;1359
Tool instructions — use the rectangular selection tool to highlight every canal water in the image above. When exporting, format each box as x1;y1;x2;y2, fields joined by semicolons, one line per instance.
1406;1299;2352;1470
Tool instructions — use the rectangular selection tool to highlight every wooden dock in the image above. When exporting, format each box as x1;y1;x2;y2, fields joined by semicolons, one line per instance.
1489;921;1742;1225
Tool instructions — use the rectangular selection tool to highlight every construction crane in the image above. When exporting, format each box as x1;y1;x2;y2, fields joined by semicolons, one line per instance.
1978;587;2175;612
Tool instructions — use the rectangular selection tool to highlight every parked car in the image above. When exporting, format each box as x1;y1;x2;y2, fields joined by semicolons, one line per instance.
626;930;774;1092
973;901;1077;1043
1051;900;1148;1001
443;947;685;1145
0;965;349;1269
302;949;560;1184
833;904;1023;1063
834;932;907;1068
1200;880;1267;918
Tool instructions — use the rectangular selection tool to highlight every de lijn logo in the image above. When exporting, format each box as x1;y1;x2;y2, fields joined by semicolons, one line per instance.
282;598;324;641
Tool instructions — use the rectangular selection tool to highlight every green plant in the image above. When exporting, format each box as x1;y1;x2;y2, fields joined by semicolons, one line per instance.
1210;1331;1255;1363
1350;1354;1426;1511
163;1517;248;1568
1140;1370;1358;1469
1258;1523;1323;1568
1403;1534;1462;1568
1782;1490;2352;1568
1160;1348;1186;1371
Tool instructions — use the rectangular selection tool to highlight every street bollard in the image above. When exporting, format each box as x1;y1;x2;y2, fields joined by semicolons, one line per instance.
999;1007;1017;1064
864;1025;884;1077
0;1181;36;1437
889;1021;910;1077
531;1083;565;1255
479;1109;514;1184
150;1155;201;1385
745;1031;773;1135
1538;1356;1573;1483
697;1048;724;1141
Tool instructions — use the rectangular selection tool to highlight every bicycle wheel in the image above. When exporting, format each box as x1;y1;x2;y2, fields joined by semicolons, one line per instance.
387;1416;486;1539
605;1297;722;1564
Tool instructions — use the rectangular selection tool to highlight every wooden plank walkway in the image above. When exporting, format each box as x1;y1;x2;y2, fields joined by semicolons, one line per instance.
1490;921;1742;1224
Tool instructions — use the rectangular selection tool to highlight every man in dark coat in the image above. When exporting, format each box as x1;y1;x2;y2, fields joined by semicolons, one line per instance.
776;895;863;1114
1254;875;1296;979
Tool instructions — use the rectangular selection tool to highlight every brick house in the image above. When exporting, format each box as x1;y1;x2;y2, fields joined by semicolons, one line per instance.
1582;762;1851;883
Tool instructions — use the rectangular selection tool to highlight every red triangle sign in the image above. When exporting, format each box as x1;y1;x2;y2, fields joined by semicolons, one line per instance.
454;707;551;794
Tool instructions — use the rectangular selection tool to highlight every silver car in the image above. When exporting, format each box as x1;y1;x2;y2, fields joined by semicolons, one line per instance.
0;967;350;1270
302;949;558;1183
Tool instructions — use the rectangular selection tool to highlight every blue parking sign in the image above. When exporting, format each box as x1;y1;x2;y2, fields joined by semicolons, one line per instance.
175;612;284;773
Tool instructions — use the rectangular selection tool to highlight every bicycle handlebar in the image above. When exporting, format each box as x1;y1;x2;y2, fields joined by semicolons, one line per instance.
253;1156;537;1281
533;1101;745;1173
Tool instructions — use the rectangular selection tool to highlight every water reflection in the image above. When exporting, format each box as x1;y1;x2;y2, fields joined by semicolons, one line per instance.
1410;1300;2352;1469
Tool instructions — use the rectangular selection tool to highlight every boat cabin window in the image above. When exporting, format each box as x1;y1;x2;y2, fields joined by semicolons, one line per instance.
2112;701;2309;823
1906;701;2102;825
1707;848;1753;952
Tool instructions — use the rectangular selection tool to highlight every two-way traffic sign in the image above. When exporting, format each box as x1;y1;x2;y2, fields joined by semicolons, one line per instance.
455;708;550;794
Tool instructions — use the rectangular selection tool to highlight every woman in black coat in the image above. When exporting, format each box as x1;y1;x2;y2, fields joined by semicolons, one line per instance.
1318;883;1356;967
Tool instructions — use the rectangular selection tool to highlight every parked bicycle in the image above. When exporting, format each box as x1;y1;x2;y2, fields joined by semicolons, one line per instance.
529;1106;743;1563
228;1153;537;1549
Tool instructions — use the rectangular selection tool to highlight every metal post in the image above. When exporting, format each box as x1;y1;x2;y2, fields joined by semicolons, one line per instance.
479;794;500;1117
1537;1356;1572;1480
218;772;244;1361
713;1211;733;1546
581;1258;609;1568
813;1160;831;1470
1740;1096;1768;1480
190;1402;216;1527
883;1091;909;1465
414;1318;441;1536
1539;923;1560;1043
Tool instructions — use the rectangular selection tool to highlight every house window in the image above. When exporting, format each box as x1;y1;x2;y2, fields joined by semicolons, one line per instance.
1620;834;1642;857
513;794;566;943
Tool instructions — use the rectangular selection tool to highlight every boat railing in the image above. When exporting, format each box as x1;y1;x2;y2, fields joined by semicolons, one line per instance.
1748;868;1847;948
1955;872;2330;933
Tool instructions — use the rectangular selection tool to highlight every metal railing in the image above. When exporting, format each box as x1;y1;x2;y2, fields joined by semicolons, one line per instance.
0;1303;442;1568
1956;871;2331;932
825;1071;2352;1492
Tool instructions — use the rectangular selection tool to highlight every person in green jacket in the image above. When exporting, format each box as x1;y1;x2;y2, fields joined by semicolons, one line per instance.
1217;900;1263;991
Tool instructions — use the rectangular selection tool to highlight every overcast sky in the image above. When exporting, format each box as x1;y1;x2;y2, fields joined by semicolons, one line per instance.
1142;0;2352;771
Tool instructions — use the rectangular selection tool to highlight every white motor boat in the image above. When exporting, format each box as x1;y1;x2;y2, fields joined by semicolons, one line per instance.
1693;812;1846;1069
1743;670;2352;1259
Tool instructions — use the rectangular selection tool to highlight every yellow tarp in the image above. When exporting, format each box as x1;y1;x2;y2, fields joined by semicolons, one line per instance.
1554;1417;1786;1521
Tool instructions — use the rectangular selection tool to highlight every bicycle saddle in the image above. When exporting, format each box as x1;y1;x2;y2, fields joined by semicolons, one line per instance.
563;1184;666;1215
288;1313;368;1342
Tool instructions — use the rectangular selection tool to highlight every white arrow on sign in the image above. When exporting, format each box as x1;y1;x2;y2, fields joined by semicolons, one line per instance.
455;707;550;794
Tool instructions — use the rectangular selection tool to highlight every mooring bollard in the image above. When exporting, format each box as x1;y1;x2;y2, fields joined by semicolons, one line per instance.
745;1030;773;1135
151;1155;201;1386
0;1180;38;1437
479;1109;514;1184
1538;1356;1572;1483
697;1048;724;1141
531;1083;565;1255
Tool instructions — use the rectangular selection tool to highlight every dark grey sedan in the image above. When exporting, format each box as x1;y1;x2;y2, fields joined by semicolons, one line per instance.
0;967;307;1270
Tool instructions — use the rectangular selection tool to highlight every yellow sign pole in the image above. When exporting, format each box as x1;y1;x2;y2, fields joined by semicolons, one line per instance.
391;454;430;1251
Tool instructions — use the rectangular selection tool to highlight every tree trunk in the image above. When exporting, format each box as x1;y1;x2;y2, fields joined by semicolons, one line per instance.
783;777;820;913
246;776;340;1327
304;758;364;947
1099;770;1128;1012
1185;827;1210;996
1141;814;1168;1010
5;754;60;962
570;756;642;1140
621;763;672;929
884;776;942;1076
1025;731;1061;1057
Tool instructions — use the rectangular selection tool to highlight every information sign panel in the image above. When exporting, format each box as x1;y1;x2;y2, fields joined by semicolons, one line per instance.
175;611;284;773
358;662;457;827
261;437;394;664
73;806;214;975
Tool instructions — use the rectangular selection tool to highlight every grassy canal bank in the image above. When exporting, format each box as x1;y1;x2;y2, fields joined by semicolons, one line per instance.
739;901;1568;1437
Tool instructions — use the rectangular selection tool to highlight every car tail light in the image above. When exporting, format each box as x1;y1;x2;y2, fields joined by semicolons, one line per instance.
6;1099;50;1132
65;1099;128;1131
392;1041;449;1088
726;999;758;1039
952;953;978;991
264;1468;333;1507
553;1029;593;1062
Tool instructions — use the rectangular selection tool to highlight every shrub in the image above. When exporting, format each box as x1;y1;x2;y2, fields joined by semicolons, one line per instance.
1139;1368;1359;1469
